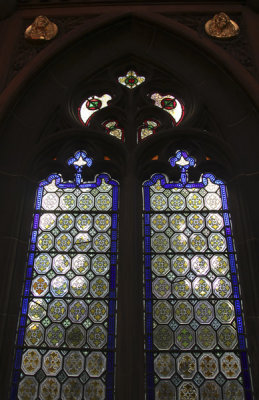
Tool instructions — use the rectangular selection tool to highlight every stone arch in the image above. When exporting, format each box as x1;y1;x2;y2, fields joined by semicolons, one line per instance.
1;13;259;399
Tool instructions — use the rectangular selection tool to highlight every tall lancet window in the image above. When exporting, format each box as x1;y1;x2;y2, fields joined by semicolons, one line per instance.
143;151;252;400
11;151;119;400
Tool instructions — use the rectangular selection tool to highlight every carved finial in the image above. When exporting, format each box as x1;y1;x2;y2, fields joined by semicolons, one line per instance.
205;12;239;39
25;16;58;42
67;151;93;185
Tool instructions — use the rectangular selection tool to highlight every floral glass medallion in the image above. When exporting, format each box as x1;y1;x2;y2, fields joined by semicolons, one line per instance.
118;70;145;89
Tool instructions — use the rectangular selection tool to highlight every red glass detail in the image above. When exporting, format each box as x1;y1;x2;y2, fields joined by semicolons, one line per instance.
86;98;102;110
125;76;138;87
161;97;177;110
176;103;185;126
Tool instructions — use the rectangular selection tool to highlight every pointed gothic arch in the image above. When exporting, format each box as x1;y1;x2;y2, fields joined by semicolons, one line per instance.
0;14;258;400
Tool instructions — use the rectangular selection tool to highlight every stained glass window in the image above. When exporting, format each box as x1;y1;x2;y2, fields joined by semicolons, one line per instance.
143;151;252;400
150;93;184;126
79;94;112;125
11;151;119;400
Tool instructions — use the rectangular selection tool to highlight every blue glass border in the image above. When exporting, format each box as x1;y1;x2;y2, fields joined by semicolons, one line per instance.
220;185;253;396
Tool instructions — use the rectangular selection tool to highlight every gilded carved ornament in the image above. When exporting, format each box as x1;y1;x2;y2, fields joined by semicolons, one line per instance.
25;16;58;41
205;12;239;39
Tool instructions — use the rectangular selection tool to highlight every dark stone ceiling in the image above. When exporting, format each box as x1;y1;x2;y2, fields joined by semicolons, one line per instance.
17;0;246;6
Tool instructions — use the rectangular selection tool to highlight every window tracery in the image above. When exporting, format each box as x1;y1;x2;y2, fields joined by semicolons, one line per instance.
10;66;253;400
75;68;186;142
